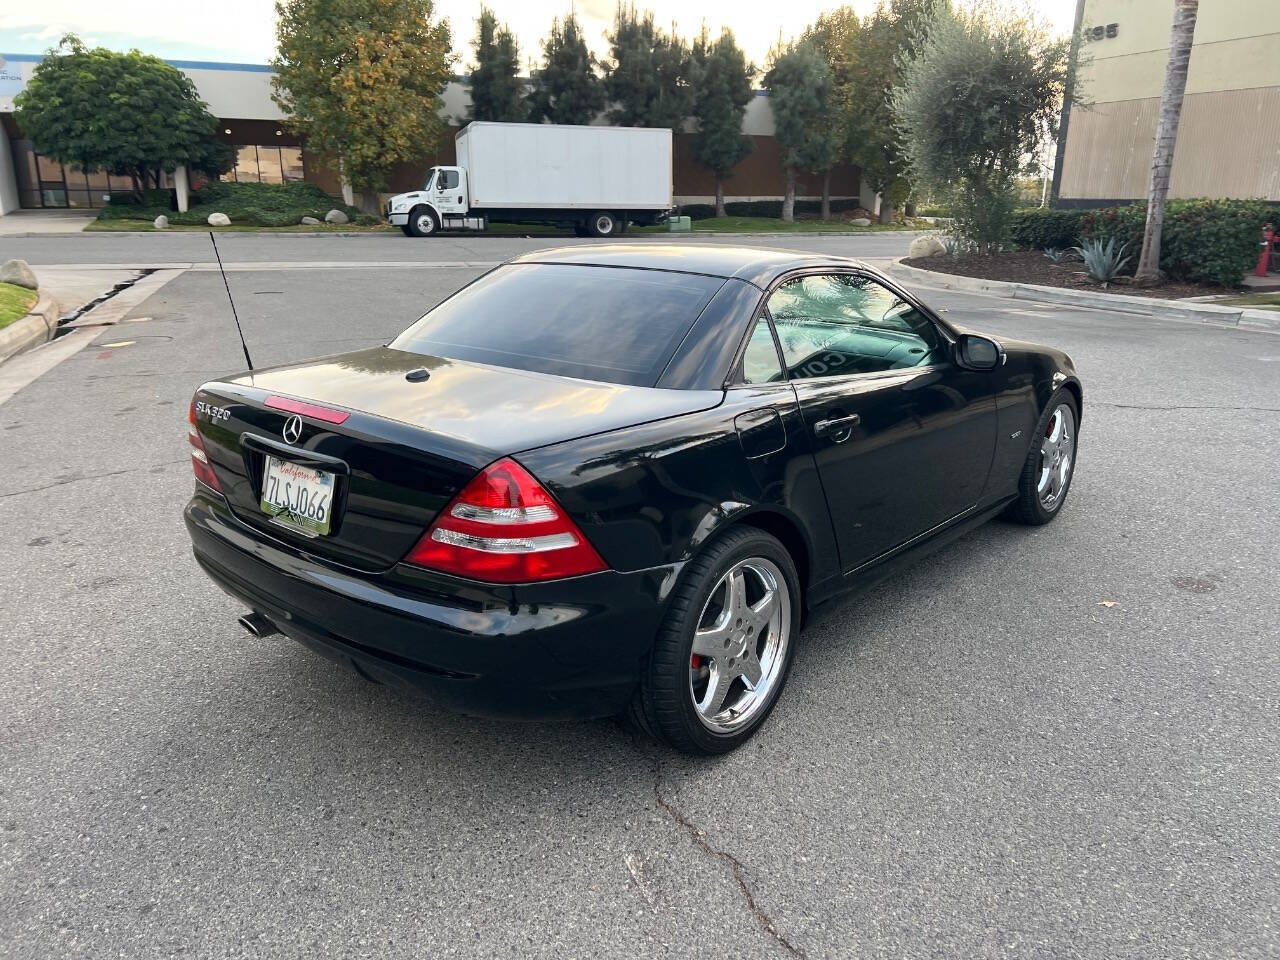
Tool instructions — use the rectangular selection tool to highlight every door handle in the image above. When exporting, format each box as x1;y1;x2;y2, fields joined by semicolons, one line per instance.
813;413;860;439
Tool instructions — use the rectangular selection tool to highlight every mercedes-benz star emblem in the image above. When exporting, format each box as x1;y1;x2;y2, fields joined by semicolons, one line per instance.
282;414;303;445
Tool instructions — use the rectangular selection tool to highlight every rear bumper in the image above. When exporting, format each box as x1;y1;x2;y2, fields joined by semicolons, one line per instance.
185;492;677;720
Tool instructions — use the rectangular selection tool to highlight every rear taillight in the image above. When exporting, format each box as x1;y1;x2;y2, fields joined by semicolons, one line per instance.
404;458;607;583
188;401;222;493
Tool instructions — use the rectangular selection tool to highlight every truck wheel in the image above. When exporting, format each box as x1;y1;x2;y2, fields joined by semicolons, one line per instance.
573;224;590;237
399;225;412;237
588;212;618;237
407;207;438;237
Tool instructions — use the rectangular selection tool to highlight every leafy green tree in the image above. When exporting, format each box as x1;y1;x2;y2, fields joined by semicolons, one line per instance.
605;4;692;129
802;8;859;218
14;35;232;202
892;4;1072;251
528;12;606;125
468;6;526;122
844;0;946;222
690;27;754;217
764;42;834;222
272;0;453;206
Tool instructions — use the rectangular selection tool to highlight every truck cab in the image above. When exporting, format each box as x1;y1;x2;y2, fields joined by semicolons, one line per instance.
387;167;483;236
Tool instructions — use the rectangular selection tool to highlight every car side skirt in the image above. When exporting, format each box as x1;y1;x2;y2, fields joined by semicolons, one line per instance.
807;497;1015;609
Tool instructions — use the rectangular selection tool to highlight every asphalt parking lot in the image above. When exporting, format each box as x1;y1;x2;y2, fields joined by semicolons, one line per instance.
2;233;1278;958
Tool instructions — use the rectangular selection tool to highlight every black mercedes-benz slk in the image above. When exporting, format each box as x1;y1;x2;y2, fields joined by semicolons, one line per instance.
184;244;1082;754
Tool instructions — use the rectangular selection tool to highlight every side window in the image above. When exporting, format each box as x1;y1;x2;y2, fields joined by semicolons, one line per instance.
766;274;945;380
740;315;784;384
439;170;459;190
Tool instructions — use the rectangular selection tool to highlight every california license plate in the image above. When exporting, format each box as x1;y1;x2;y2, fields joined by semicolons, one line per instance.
260;456;335;537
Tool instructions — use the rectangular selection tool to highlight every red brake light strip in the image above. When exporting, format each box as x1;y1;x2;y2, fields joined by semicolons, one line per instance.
265;395;351;424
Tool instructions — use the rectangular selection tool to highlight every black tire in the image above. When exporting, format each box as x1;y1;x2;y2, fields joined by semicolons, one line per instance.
587;211;618;237
399;225;413;237
406;206;438;237
628;526;801;755
573;224;590;237
1005;388;1079;525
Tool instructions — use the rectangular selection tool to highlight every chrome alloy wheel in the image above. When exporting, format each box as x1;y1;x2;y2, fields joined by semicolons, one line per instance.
416;212;436;234
594;214;615;235
689;557;792;733
1038;403;1076;510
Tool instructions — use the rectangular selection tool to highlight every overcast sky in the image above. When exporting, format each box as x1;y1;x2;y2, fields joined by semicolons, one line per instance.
1;0;1077;73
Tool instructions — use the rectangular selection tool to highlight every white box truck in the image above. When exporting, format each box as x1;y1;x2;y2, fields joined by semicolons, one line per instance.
386;122;672;238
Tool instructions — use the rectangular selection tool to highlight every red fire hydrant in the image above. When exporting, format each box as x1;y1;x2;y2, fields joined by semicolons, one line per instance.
1258;222;1276;276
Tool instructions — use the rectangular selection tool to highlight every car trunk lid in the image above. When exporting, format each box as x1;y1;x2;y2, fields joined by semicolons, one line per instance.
192;347;722;571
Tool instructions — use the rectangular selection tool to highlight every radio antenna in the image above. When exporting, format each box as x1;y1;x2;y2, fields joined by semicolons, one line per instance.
209;231;253;370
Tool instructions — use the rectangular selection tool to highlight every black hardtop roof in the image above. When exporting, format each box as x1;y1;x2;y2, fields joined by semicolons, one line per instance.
510;243;869;288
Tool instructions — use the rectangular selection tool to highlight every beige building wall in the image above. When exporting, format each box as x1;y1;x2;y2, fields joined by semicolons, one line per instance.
1058;0;1280;201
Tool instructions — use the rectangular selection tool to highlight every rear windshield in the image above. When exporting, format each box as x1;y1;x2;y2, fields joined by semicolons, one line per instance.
390;263;726;387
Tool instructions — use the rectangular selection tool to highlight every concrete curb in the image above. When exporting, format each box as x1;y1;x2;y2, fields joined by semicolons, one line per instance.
0;292;60;364
886;258;1280;333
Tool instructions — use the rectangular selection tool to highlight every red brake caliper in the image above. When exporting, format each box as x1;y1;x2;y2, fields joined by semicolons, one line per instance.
690;654;702;669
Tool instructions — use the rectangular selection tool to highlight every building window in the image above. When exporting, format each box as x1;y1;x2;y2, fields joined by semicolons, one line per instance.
281;146;304;181
231;145;260;182
9;139;129;209
221;145;306;184
256;146;283;183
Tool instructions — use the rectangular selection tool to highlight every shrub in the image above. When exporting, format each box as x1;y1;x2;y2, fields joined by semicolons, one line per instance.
95;179;361;227
106;187;174;209
947;179;1019;253
1011;209;1082;249
677;198;864;221
1081;198;1268;287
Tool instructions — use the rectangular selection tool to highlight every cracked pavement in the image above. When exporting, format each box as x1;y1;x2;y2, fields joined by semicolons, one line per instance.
1;234;1277;958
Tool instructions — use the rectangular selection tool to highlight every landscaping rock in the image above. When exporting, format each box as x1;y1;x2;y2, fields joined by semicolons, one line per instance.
324;209;350;224
850;217;873;227
207;212;231;226
153;215;169;230
300;216;321;225
0;259;38;290
908;234;947;258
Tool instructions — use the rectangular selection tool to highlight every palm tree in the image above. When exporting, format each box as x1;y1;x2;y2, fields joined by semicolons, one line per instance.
1134;0;1199;284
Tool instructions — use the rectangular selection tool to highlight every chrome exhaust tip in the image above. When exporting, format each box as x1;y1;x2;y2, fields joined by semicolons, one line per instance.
237;612;280;639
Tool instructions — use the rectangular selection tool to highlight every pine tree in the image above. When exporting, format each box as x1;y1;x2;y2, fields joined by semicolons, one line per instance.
468;6;526;122
605;4;692;129
764;42;833;222
803;8;859;219
690;28;754;217
528;12;605;125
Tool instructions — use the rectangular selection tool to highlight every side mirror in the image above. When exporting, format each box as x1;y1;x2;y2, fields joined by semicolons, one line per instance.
956;334;1004;370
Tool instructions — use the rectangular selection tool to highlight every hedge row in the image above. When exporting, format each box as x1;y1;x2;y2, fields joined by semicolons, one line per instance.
1010;200;1277;287
1009;209;1084;249
1081;199;1273;287
98;180;364;227
677;198;866;220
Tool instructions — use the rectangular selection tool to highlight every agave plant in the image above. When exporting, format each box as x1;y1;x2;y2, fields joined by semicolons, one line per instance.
941;235;973;257
1070;237;1131;287
1043;247;1067;263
